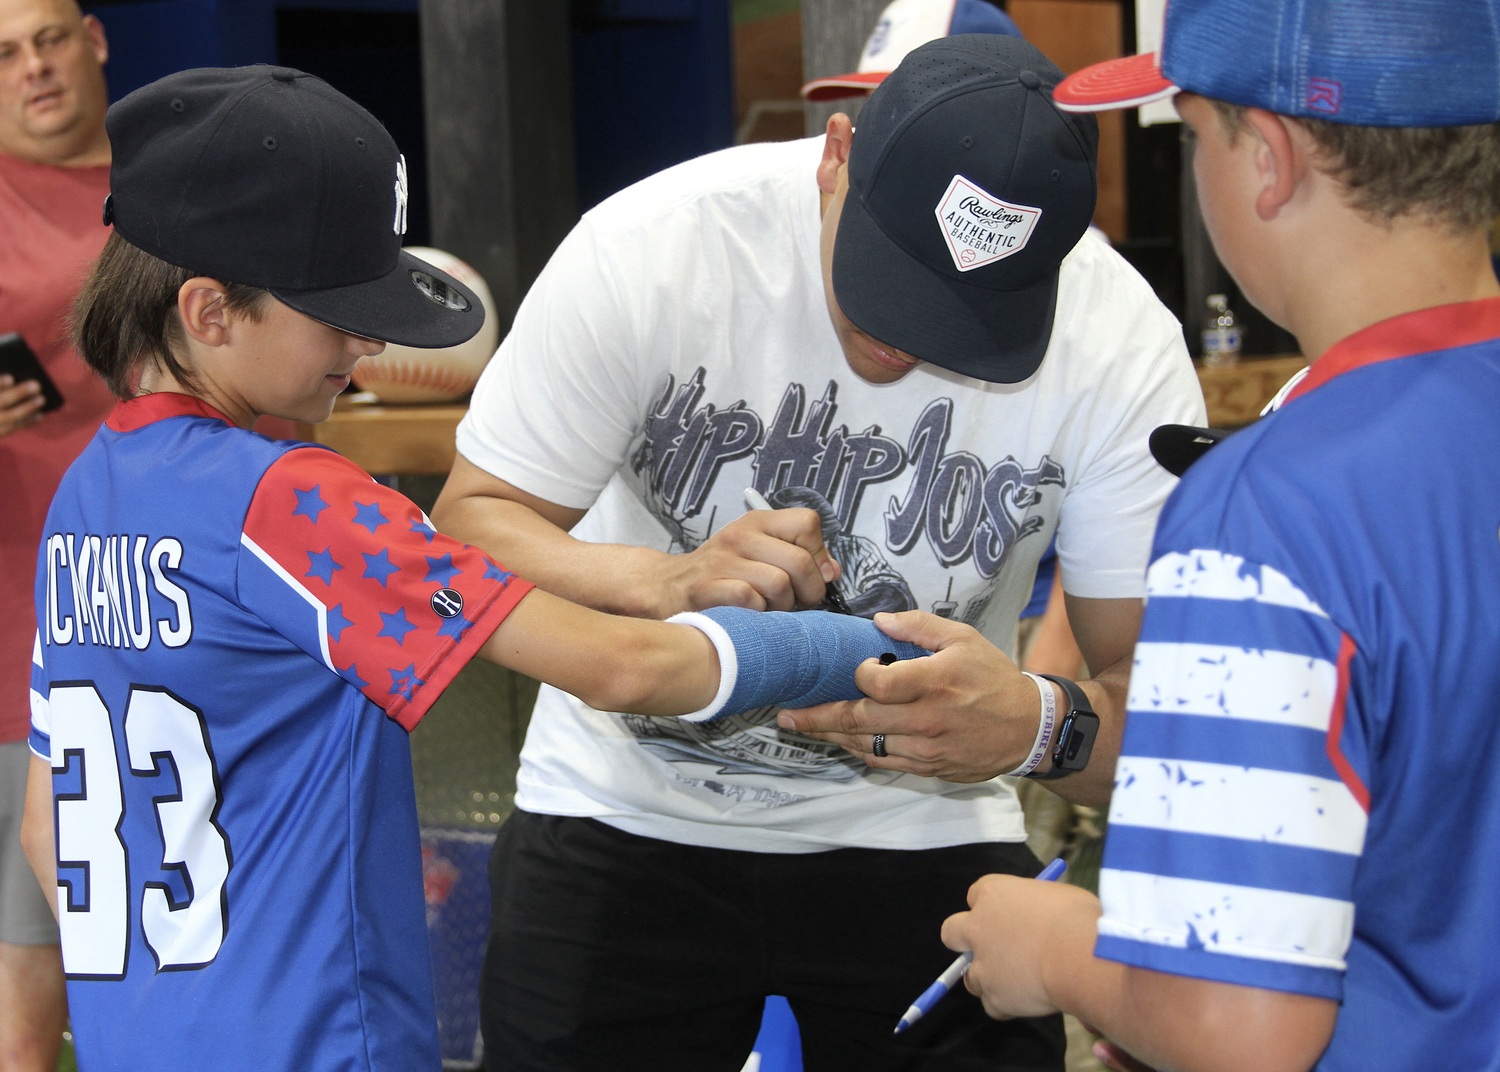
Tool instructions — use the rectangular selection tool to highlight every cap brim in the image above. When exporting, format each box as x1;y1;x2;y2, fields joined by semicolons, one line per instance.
833;187;1057;384
272;249;485;349
801;71;889;101
1149;424;1230;476
1054;52;1178;113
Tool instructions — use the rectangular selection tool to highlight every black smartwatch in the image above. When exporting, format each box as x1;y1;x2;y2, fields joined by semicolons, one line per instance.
1023;674;1100;781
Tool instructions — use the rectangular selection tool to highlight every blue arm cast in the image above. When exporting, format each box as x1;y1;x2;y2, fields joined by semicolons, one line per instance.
669;606;930;723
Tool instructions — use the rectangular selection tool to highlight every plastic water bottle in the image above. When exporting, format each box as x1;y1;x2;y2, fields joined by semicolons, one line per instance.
1201;293;1242;367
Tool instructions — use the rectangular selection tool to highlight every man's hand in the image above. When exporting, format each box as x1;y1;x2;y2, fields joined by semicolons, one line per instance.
775;610;1039;782
0;374;46;437
777;597;1137;804
432;454;841;619
660;505;841;614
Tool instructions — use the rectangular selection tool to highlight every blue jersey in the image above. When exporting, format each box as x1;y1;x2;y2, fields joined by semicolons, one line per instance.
29;394;532;1072
1096;298;1500;1070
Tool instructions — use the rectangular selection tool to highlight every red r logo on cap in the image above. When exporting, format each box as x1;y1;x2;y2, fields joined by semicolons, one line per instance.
1307;78;1341;115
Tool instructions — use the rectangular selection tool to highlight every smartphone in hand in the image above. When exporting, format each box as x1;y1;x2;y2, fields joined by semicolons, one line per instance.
0;332;64;413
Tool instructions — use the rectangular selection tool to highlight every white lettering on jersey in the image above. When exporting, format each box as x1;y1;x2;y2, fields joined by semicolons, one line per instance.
45;533;194;650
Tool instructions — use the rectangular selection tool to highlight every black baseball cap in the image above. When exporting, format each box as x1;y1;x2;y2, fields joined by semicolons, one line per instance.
833;34;1098;384
103;65;483;349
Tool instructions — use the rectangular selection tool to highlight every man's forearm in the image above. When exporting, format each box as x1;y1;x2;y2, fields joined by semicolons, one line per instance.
432;490;676;618
1043;654;1129;807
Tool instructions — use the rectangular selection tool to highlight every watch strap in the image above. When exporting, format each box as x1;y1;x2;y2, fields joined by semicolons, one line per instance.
1023;674;1100;781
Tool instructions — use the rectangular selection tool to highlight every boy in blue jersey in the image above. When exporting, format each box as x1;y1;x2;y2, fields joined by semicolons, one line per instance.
16;65;925;1071
937;1;1500;1070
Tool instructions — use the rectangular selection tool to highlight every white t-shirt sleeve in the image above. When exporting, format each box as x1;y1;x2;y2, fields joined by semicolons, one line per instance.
457;216;647;511
1051;239;1206;600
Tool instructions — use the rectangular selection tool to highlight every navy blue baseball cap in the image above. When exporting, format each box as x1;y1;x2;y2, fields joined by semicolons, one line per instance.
833;34;1098;383
103;65;483;348
1054;0;1500;126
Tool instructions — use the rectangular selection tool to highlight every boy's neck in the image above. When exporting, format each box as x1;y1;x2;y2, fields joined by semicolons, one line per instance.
1285;221;1500;364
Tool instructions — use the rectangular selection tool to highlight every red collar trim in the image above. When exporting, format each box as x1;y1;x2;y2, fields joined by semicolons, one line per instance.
106;393;235;432
1286;297;1500;405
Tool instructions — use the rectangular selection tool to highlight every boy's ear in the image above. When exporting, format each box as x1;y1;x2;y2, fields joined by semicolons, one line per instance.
816;113;855;196
177;278;232;345
1243;108;1309;222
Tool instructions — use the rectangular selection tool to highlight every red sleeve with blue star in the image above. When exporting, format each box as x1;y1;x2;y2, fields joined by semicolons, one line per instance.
237;446;534;730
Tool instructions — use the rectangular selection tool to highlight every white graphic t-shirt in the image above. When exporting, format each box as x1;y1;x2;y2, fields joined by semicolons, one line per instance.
458;136;1205;852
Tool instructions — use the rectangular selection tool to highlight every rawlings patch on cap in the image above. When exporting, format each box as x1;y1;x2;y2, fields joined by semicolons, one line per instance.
832;35;1098;383
935;175;1041;272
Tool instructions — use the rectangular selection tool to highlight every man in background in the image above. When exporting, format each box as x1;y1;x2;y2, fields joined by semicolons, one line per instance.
0;1;112;1066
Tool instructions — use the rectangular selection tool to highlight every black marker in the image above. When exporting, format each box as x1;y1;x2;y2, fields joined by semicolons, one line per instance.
743;487;853;614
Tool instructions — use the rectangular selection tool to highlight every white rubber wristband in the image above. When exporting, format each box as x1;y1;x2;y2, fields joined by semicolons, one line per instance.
665;611;737;723
1008;671;1057;777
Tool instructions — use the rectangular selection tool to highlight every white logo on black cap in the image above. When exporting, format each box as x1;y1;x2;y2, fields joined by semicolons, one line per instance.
934;174;1041;272
394;155;409;236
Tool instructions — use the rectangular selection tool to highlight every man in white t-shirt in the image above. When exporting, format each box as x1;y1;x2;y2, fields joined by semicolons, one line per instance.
432;34;1203;1072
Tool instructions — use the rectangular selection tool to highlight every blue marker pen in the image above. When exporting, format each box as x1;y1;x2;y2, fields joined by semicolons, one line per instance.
893;857;1067;1035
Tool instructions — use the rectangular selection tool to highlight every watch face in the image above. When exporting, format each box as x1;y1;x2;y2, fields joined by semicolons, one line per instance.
1055;713;1098;771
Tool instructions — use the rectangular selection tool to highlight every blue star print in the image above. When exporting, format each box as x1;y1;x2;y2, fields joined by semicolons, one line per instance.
293;485;330;523
388;663;425;700
362;548;400;587
410;518;437;543
437;613;474;641
306;548;343;585
378;607;418;646
326;604;355;643
352;501;390;534
425;553;461;586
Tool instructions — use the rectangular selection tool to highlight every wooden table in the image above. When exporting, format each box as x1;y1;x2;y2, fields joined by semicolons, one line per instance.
301;354;1309;475
1196;353;1307;428
295;401;466;477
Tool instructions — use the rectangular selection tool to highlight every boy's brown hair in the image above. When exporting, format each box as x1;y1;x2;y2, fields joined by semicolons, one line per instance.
71;232;269;399
1209;99;1500;233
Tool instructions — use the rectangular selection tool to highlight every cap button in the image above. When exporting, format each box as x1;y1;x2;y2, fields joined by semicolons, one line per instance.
271;68;297;83
1019;69;1042;90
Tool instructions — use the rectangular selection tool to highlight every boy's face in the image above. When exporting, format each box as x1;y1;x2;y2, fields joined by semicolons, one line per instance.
206;295;384;428
0;0;107;165
1177;93;1269;319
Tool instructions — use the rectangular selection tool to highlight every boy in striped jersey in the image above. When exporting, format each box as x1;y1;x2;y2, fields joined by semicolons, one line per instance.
938;1;1500;1070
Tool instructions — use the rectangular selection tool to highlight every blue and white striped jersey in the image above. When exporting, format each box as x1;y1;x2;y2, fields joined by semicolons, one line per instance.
1097;297;1500;1070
